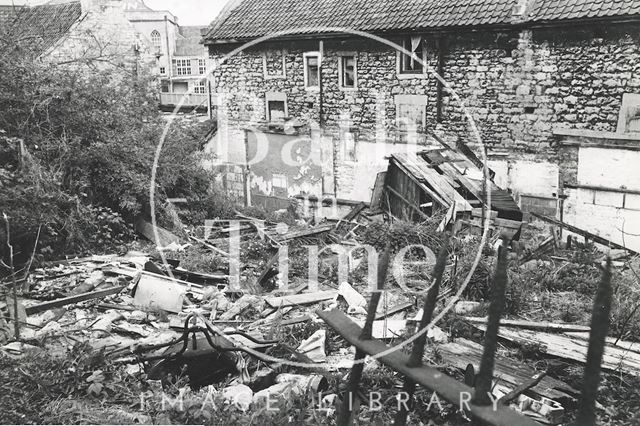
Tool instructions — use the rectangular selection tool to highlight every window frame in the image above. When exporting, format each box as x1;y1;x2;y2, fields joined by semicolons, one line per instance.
198;59;207;75
150;30;162;52
303;51;320;90
340;127;358;162
395;94;428;143
265;92;288;122
338;53;357;90
396;35;428;79
192;80;207;94
263;49;287;80
173;59;192;76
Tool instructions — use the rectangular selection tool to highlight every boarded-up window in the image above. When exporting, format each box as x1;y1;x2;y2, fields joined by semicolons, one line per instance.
266;92;287;121
395;95;427;143
264;49;286;78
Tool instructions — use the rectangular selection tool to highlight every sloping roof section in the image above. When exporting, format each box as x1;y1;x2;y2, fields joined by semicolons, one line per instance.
203;0;640;43
9;1;83;56
175;26;206;56
203;0;517;42
527;0;640;22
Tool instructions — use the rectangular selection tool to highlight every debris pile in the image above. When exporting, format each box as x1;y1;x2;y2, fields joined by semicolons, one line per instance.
1;205;640;425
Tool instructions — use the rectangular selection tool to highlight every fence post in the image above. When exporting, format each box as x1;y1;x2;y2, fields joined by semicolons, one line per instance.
576;258;612;426
473;239;509;407
394;239;448;425
337;244;391;426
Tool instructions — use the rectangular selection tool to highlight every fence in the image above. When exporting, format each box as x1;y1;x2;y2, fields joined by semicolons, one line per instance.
318;237;612;426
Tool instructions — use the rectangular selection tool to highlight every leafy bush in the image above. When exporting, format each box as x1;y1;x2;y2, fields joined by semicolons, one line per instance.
0;39;225;265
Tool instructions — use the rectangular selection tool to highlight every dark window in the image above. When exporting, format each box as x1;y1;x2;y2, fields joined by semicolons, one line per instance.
341;56;355;88
400;36;424;74
305;55;319;87
267;100;286;121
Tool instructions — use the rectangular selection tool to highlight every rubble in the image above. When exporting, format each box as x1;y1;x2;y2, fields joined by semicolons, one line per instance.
2;204;640;425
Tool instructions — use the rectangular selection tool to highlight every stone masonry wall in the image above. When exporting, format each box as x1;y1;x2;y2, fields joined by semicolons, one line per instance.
208;23;640;204
45;0;156;78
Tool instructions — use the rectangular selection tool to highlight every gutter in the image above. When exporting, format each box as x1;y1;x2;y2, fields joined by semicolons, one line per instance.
202;15;640;47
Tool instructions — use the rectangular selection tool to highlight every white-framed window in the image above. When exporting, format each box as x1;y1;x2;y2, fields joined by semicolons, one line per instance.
263;49;286;79
395;94;428;143
159;66;166;75
193;80;207;94
272;173;288;197
338;54;357;89
198;59;207;75
151;30;161;52
397;35;427;78
265;92;287;122
303;52;320;89
173;59;191;76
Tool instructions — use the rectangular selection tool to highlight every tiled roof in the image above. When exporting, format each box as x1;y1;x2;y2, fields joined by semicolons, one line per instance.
9;1;83;56
203;0;517;42
175;26;206;56
527;0;640;22
203;0;640;43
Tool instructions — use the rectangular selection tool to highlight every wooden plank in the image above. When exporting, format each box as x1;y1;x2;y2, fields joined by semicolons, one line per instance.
375;301;414;320
265;290;338;308
386;186;430;220
438;338;577;401
471;208;498;219
530;212;638;255
399;153;471;210
474;325;640;376
134;217;180;247
317;309;539;426
370;171;387;209
276;224;334;242
391;157;449;207
25;286;126;315
462;316;591;333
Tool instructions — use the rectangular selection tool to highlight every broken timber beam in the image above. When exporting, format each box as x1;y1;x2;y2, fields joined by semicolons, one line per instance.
25;285;126;315
530;212;638;255
264;290;337;308
318;309;538;426
462;316;591;333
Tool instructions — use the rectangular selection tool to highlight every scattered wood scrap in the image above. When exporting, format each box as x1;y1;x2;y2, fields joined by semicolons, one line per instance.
462;317;591;333
473;325;640;376
264;290;338;309
134;217;180;247
530;212;638;255
25;285;127;315
438;338;577;402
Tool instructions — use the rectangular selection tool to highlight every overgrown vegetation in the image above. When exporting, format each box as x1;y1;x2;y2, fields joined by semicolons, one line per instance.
0;34;232;266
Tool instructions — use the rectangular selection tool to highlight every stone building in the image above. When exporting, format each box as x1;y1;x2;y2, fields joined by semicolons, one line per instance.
5;0;155;78
124;1;210;110
203;0;640;251
4;0;209;110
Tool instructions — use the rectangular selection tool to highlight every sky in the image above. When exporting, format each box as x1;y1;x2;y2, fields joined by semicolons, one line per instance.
22;0;228;26
144;0;227;26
